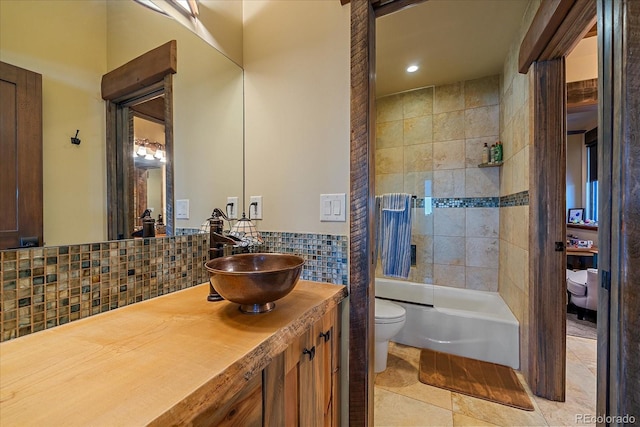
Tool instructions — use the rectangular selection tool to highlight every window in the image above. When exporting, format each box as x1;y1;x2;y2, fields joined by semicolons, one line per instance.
170;0;199;18
133;0;199;19
585;131;598;222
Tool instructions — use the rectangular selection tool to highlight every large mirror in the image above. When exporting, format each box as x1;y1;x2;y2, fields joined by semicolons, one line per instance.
0;0;243;247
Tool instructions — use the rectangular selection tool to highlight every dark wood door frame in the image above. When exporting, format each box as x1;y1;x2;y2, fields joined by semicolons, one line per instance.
347;0;607;422
102;41;176;239
596;0;640;420
348;1;428;424
519;0;596;402
349;1;375;424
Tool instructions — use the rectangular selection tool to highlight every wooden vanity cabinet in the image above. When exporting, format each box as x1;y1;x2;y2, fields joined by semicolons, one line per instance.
262;307;340;427
0;282;345;427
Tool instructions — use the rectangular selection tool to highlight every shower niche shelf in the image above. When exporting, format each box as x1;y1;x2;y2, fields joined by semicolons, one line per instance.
477;162;503;168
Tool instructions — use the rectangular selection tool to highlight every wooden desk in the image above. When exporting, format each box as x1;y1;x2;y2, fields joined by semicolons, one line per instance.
567;247;598;269
567;247;598;256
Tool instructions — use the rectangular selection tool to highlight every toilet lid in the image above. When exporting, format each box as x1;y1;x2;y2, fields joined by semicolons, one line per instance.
375;298;405;323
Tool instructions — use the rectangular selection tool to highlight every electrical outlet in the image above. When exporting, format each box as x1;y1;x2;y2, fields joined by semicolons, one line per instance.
226;197;238;219
249;196;263;219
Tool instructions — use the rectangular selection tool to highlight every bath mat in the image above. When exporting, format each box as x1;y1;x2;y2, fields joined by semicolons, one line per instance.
418;348;534;411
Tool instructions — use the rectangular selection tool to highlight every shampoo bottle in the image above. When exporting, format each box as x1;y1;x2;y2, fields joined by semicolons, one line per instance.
482;143;489;164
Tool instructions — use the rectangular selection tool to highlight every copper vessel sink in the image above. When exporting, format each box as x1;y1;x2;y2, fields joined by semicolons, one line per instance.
204;253;305;314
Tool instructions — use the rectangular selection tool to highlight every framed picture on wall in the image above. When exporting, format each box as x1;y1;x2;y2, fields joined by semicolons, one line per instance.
568;208;585;223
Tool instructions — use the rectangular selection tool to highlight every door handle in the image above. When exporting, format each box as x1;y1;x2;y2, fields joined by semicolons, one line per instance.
555;241;565;251
319;330;331;342
303;346;316;361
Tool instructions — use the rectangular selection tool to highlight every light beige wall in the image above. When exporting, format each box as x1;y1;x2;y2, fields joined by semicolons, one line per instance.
0;0;108;246
566;133;584;212
0;0;244;245
498;0;540;372
107;1;244;230
242;0;350;234
153;0;244;67
566;36;597;83
190;0;243;67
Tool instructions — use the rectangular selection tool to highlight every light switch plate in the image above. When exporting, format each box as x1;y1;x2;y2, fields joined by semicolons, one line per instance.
320;193;346;222
176;199;189;219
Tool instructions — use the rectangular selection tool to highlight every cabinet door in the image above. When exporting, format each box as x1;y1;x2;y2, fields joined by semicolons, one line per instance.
319;309;339;427
280;308;338;427
298;324;324;426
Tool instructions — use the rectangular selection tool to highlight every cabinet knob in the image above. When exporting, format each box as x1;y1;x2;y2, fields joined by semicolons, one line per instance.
319;330;331;342
303;346;316;361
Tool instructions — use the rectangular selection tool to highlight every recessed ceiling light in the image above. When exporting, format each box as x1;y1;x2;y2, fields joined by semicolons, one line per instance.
407;65;419;73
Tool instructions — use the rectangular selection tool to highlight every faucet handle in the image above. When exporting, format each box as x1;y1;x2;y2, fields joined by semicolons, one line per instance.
211;208;229;221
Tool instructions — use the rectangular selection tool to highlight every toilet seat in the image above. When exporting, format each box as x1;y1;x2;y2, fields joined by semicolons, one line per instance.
375;298;406;324
567;270;588;296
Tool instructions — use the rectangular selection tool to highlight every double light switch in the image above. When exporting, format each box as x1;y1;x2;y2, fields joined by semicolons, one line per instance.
320;194;346;222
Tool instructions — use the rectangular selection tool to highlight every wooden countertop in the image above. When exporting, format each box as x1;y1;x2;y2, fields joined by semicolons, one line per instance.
0;280;346;426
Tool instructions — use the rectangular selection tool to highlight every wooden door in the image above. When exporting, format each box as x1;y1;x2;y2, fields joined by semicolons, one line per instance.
0;62;43;249
529;58;567;401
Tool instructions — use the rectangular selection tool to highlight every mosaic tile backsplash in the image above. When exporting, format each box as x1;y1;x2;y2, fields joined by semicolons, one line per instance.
0;231;348;342
259;232;348;285
412;193;529;209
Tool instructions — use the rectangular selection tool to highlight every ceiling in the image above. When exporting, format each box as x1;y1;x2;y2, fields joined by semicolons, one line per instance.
376;0;598;133
376;0;530;97
567;104;598;133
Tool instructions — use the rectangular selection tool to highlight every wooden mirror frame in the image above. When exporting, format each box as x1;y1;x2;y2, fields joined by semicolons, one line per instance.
102;41;176;240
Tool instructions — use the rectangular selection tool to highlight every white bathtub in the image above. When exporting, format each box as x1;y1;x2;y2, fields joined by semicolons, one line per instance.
375;278;520;369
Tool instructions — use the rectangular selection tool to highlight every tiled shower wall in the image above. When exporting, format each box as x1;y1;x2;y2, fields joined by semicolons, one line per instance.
0;232;348;342
498;0;539;374
375;76;501;291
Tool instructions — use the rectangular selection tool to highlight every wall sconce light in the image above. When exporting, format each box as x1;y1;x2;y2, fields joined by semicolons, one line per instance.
136;144;148;157
134;138;166;164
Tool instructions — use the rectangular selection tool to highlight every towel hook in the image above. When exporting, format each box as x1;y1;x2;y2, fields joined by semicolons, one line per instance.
71;130;81;145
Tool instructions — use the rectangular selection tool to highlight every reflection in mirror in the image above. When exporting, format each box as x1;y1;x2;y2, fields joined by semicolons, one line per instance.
133;112;167;234
0;0;244;247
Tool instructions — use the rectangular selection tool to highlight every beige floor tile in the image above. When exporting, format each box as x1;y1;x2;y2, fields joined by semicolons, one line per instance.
453;413;499;426
375;387;454;427
388;342;423;367
566;336;597;375
377;339;597;427
534;351;597;426
376;343;452;410
376;379;453;412
533;396;595;427
451;393;548;426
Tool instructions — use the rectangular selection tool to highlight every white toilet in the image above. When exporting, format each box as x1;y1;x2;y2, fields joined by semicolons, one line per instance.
374;298;406;373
